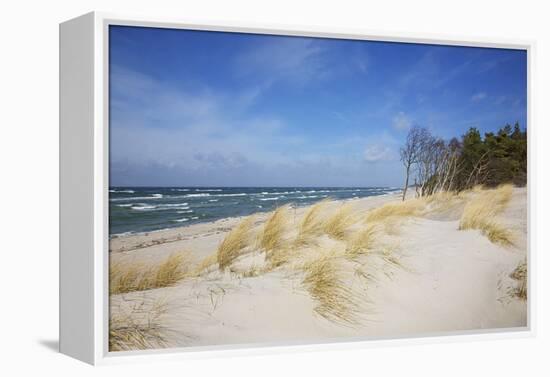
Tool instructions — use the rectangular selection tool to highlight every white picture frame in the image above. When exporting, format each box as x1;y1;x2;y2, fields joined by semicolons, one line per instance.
59;11;535;365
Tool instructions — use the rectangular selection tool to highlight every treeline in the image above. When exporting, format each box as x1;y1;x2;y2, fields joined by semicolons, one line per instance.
400;122;527;200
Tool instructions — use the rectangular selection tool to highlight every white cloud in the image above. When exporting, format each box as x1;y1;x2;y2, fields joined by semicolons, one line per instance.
234;37;326;86
364;144;394;162
471;92;487;102
392;111;412;130
109;66;404;186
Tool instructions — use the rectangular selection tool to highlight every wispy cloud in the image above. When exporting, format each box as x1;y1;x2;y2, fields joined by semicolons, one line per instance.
471;92;487;102
109;66;400;186
234;37;326;87
392;112;412;130
108;27;527;186
364;144;395;162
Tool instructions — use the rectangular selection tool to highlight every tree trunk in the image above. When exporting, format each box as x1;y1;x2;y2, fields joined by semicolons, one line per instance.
402;165;410;201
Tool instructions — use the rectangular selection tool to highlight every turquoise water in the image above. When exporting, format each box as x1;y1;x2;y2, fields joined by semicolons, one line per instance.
109;187;401;236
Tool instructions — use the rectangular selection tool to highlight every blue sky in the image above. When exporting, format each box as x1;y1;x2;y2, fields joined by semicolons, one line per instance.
109;26;527;187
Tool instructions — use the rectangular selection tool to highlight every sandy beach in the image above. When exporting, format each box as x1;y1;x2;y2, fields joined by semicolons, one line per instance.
108;186;527;350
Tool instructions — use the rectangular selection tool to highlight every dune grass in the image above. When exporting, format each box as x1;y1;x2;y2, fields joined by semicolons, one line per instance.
110;315;168;352
459;184;514;245
110;253;189;295
424;190;465;211
323;203;356;240
265;246;295;269
301;252;359;325
259;205;290;251
345;226;377;260
192;253;218;277
109;300;170;351
217;216;255;270
294;199;329;247
510;259;527;300
365;199;425;224
424;191;457;204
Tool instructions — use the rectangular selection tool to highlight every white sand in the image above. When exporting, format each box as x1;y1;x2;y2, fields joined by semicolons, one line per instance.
110;188;527;349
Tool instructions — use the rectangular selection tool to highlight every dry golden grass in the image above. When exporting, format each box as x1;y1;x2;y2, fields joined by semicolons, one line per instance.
241;264;262;278
323;203;356;240
345;226;377;260
217;216;255;270
482;221;515;245
294;199;329;247
265;246;295;269
192;253;218;277
472;184;486;193
365;198;425;224
154;254;189;286
459;184;514;245
259;205;290;251
110;253;189;295
510;259;527;300
380;244;404;270
301;252;359;325
424;191;456;204
109;263;141;295
109;300;170;351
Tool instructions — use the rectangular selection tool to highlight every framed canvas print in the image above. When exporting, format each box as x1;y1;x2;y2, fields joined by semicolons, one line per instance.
59;12;534;365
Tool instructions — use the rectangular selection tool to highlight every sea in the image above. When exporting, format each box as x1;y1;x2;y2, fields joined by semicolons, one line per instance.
109;187;401;236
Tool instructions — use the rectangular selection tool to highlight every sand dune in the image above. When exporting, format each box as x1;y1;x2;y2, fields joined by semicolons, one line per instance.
109;187;527;351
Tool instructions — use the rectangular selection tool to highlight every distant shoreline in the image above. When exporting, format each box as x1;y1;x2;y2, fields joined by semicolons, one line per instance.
109;191;403;253
109;186;402;236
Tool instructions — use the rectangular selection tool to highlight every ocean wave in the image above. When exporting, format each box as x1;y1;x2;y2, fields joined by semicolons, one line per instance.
109;189;135;194
208;199;219;202
110;195;164;202
157;203;189;207
173;216;198;222
294;195;328;199
130;204;190;211
184;193;211;198
259;197;280;201
131;205;156;211
196;189;223;192
177;210;193;214
261;190;304;195
260;190;334;195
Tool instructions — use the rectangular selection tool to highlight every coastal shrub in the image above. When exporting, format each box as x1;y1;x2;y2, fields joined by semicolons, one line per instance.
399;123;526;195
110;253;189;294
217;216;255;270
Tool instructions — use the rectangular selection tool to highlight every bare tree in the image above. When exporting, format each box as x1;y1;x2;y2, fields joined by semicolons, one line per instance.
399;126;425;201
418;136;448;196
